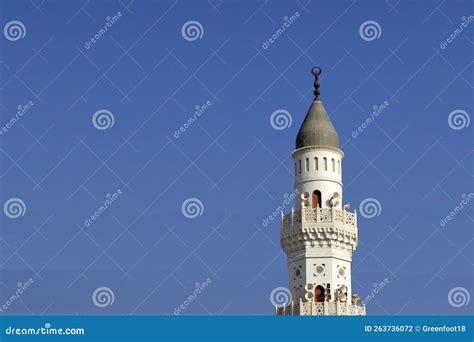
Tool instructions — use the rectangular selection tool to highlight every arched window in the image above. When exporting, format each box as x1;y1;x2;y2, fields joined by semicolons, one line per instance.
338;160;341;174
332;158;335;172
323;157;327;171
315;157;318;170
305;158;309;171
314;285;325;302
312;190;321;208
298;160;302;174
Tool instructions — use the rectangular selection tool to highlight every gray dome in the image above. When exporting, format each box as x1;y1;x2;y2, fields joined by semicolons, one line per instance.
295;99;340;149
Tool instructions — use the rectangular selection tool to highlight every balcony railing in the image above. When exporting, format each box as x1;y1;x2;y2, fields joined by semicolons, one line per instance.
281;207;357;228
275;300;365;316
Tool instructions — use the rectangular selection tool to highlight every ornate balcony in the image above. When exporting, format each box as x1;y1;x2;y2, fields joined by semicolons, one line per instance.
281;207;357;229
280;207;358;253
275;300;366;316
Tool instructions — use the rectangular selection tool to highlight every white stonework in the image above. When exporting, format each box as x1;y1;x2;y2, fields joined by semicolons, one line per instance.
276;75;366;316
292;146;343;209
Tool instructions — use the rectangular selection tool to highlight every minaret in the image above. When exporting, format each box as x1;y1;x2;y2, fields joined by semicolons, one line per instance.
276;67;365;316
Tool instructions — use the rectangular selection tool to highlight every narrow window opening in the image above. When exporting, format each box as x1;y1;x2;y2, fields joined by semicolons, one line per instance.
312;190;322;208
323;157;327;171
305;158;309;171
314;285;325;302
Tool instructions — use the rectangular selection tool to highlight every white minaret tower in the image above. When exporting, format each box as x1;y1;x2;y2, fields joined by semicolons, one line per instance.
276;67;365;316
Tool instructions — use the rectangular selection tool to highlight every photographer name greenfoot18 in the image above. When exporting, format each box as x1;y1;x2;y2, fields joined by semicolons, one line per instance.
422;325;466;332
364;324;466;333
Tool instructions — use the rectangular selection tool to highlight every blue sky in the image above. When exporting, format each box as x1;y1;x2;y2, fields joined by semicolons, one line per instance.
0;0;472;315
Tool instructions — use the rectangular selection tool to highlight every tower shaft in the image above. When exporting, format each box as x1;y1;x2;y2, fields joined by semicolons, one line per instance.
276;67;365;316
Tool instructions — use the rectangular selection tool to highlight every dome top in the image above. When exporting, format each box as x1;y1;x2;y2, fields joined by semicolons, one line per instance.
295;99;340;149
295;67;340;150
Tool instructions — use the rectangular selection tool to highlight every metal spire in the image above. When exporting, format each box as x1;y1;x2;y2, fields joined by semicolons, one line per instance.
311;66;321;100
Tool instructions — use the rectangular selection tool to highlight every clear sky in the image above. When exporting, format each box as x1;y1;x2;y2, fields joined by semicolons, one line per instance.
0;0;472;315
